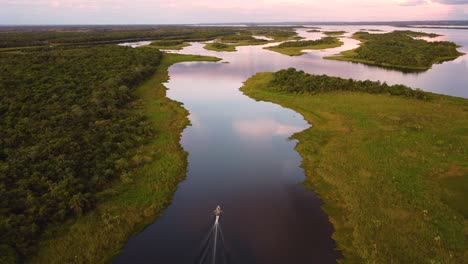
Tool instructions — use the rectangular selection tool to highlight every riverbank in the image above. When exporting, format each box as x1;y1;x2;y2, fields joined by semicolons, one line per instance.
241;72;467;263
27;53;221;264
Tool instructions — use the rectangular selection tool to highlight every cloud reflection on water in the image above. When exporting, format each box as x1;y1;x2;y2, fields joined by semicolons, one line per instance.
234;118;306;138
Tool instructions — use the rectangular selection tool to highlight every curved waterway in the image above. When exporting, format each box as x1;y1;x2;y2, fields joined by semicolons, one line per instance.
115;26;468;264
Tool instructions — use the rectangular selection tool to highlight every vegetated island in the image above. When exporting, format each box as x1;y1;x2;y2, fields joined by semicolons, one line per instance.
145;40;191;50
264;36;344;56
360;29;384;32
322;30;347;36
0;45;220;263
202;29;302;52
241;68;468;263
307;29;321;33
325;30;464;71
204;41;237;52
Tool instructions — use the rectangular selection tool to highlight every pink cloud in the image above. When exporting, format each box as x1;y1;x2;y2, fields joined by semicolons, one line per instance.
1;0;467;24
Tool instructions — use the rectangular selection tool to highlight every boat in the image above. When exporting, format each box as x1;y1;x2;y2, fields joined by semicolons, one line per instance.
214;205;222;217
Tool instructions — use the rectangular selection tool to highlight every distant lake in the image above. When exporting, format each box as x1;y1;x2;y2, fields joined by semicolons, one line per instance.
114;26;468;264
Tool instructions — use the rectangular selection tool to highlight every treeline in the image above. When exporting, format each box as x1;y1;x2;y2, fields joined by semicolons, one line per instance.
322;30;346;35
0;27;238;48
0;45;162;260
277;37;339;48
218;34;267;44
0;27;298;48
271;68;429;99
351;31;462;68
150;40;185;47
211;42;231;49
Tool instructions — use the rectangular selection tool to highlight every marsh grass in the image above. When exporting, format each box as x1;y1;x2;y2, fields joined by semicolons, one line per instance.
241;72;468;263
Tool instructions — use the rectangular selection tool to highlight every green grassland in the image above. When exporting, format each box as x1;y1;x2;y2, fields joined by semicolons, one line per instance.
325;30;463;71
26;53;221;264
241;70;468;263
265;37;344;56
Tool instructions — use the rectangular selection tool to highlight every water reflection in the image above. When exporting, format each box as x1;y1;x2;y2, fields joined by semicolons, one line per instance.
234;118;306;138
115;25;468;264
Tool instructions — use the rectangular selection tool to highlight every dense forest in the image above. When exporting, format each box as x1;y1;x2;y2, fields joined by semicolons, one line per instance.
277;37;339;48
322;30;346;35
0;27;297;48
327;30;463;70
0;45;162;261
150;40;185;47
218;34;266;44
271;68;429;99
0;27;237;48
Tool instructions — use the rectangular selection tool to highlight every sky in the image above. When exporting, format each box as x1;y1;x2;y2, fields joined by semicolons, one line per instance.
1;0;468;24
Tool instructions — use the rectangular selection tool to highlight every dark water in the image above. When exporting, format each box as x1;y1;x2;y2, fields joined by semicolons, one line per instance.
114;26;468;264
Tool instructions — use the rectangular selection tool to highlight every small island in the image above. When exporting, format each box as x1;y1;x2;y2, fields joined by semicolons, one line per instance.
325;30;463;71
264;36;343;56
146;40;191;50
203;42;237;52
322;30;347;36
202;29;303;52
241;68;468;263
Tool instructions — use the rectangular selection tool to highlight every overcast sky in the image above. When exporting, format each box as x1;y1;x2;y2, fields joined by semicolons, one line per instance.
1;0;468;24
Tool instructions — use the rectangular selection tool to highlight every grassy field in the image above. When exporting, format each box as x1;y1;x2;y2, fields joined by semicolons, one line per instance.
265;38;344;56
241;72;468;263
27;53;220;264
203;42;237;52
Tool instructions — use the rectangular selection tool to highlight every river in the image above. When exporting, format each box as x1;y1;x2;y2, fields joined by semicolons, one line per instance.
114;26;468;264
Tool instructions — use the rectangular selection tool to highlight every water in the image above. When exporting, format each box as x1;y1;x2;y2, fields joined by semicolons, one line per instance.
114;26;468;264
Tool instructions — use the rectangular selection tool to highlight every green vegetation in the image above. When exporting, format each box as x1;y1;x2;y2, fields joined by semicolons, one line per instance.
217;34;268;45
0;27;299;49
0;44;220;263
307;29;321;33
393;30;441;38
360;29;383;32
325;30;463;71
249;28;300;41
270;68;429;99
203;42;236;52
241;69;468;263
265;37;343;56
322;30;347;36
147;40;190;50
27;53;220;264
0;27;238;48
0;46;161;261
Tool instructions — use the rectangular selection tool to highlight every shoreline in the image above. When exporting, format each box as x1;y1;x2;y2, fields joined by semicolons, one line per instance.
28;53;221;264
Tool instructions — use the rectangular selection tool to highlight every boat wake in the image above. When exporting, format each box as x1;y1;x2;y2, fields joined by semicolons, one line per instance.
196;206;229;264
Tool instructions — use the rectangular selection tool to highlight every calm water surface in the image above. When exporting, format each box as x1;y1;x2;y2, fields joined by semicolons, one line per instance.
115;26;468;264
